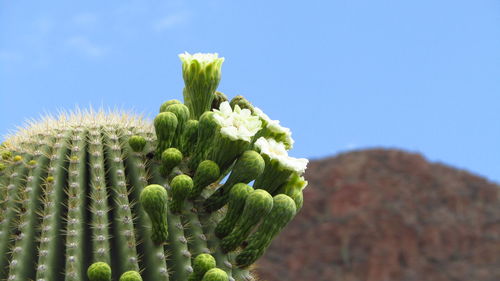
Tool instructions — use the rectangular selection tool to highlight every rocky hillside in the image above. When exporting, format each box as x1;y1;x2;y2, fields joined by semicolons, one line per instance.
256;149;500;281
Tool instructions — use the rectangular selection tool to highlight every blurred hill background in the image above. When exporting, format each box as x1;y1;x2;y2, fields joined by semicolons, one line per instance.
257;149;500;281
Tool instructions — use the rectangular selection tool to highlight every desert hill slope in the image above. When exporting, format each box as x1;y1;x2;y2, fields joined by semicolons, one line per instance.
256;149;500;281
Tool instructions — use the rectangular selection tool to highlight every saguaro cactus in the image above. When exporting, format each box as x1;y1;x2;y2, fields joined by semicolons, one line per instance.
0;52;309;281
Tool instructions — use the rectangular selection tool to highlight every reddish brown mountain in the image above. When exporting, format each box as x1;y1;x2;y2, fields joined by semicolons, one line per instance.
256;149;500;281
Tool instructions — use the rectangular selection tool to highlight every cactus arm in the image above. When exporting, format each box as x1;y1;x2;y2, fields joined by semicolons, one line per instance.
235;194;297;268
7;135;53;281
35;131;72;281
196;207;234;279
182;201;210;257
103;129;140;277
88;129;112;264
123;135;169;281
64;130;90;281
151;166;193;281
0;154;31;279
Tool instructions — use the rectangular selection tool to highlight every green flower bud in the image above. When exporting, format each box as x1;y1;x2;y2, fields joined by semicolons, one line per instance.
188;111;219;170
87;262;112;281
119;271;143;281
201;268;228;281
161;148;183;177
253;156;293;195
215;183;253;238
128;135;147;152
189;160;220;199
165;103;190;148
160;99;182;112
179;52;224;119
188;253;216;281
277;173;308;210
170;174;194;213
229;95;254;113
182;119;199;155
221;189;273;253
46;176;54;183
28;160;37;166
154;112;178;158
1;150;12;160
140;184;169;244
0;163;6;172
204;150;264;212
236;194;297;268
211;91;228;110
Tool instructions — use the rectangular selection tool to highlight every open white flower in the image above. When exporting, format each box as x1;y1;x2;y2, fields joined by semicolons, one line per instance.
213;102;262;142
179;52;224;66
254;107;294;149
254;137;308;174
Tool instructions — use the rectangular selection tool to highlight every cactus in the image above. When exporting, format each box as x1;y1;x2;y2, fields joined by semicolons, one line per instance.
0;52;309;280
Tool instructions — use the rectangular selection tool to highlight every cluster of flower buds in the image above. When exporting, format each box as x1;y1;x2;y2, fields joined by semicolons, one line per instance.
140;52;309;270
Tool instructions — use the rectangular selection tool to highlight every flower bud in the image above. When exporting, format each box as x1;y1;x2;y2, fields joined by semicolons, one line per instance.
87;262;111;281
179;52;224;119
128;135;146;152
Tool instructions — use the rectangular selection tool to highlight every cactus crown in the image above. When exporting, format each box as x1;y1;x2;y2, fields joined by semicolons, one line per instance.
0;53;308;281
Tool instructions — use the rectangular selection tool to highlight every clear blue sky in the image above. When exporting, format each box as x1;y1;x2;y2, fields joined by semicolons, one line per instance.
1;1;499;182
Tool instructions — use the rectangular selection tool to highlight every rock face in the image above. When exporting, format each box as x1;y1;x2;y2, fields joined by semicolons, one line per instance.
256;149;500;281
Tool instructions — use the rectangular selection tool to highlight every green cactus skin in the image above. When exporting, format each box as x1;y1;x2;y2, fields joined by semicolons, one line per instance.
170;174;194;213
215;183;253;239
87;262;112;281
202;268;229;281
182;201;211;257
140;184;169;245
124;138;169;281
235;194;297;268
0;53;308;281
7;136;52;281
204;150;264;212
64;131;91;281
188;254;216;281
128;135;147;152
36;131;72;281
221;189;273;253
160;99;182;112
87;129;112;265
154;112;178;158
161;148;183;177
119;270;143;281
104;129;140;277
190;160;220;199
0;154;30;279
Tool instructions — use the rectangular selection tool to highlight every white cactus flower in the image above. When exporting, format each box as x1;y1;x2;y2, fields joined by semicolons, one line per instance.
254;137;308;174
213;102;262;142
254;107;294;149
179;52;224;65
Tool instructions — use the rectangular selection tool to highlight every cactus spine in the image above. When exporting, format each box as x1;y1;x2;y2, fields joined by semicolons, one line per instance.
0;52;309;280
